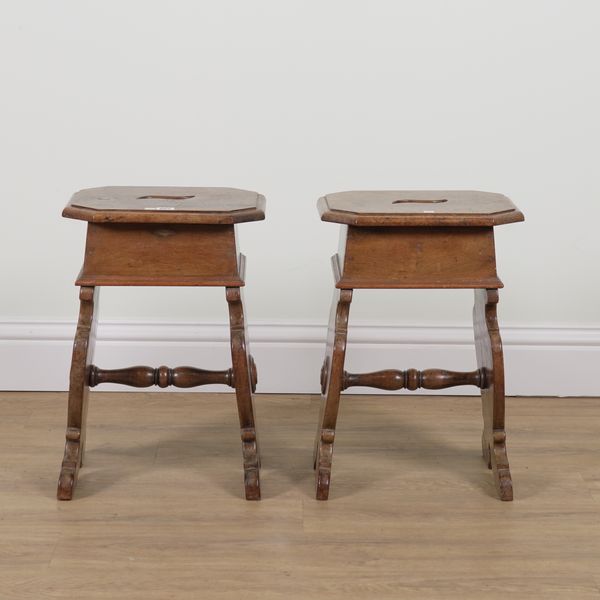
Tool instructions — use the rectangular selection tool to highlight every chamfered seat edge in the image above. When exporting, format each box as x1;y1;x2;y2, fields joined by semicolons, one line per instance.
62;186;266;224
318;190;525;227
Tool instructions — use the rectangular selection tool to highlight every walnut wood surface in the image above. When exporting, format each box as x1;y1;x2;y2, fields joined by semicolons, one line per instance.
315;189;520;502
315;288;514;502
227;287;261;500
57;286;99;500
58;286;262;501
342;368;485;391
64;186;266;224
474;289;513;501
314;288;353;500
76;223;245;287
334;226;502;289
319;190;524;226
60;186;264;500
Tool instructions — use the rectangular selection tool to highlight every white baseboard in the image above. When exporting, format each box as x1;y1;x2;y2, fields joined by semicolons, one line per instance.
0;320;598;396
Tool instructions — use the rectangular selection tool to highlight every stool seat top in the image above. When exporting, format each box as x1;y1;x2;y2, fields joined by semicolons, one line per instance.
63;186;266;224
319;190;523;226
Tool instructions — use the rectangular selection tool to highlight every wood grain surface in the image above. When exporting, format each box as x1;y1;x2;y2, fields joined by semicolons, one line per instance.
2;392;600;599
64;186;266;224
75;223;245;286
319;190;524;226
333;225;503;289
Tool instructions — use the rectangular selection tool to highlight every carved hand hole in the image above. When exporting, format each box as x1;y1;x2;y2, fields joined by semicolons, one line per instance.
137;195;195;200
153;228;176;237
392;198;448;204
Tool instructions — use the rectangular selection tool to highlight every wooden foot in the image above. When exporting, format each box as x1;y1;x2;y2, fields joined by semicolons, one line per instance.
473;288;513;501
314;288;353;500
57;286;99;500
226;287;261;501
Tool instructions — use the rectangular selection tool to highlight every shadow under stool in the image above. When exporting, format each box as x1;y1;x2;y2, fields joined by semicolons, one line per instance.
313;190;524;501
57;186;265;501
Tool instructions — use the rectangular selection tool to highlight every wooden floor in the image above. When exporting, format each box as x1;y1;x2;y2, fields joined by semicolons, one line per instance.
1;392;600;599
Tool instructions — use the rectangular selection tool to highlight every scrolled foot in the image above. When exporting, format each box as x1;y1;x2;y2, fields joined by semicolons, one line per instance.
57;467;76;501
315;428;335;500
490;430;513;501
57;427;82;501
316;466;331;501
241;427;261;501
244;468;261;501
493;464;513;501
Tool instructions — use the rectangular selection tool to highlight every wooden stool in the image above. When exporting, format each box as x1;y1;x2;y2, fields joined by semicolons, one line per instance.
314;191;524;501
57;186;265;501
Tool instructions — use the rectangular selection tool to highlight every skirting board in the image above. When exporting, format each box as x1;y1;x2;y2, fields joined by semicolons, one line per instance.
0;321;599;396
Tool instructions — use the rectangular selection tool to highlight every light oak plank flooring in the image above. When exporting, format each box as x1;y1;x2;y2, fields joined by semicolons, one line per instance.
1;392;600;599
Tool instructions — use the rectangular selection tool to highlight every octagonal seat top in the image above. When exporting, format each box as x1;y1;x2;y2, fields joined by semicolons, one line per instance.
318;190;524;227
63;186;266;225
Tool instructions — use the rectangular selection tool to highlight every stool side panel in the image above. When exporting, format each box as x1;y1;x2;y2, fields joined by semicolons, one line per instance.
336;226;503;289
76;223;244;286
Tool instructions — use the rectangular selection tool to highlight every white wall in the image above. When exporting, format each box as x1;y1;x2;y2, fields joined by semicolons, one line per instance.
0;1;599;394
